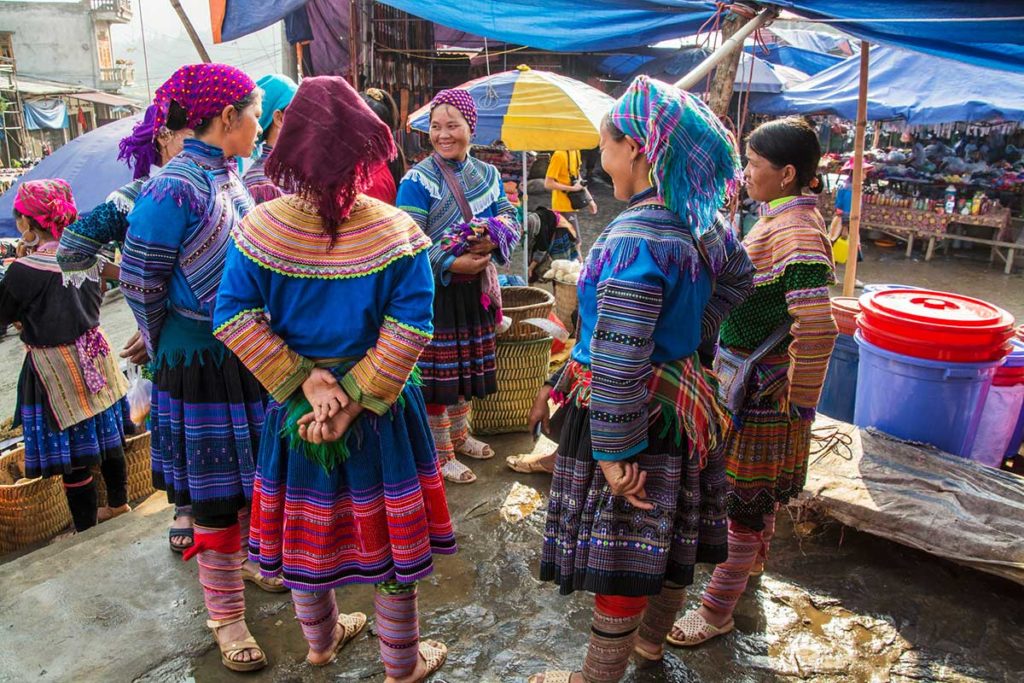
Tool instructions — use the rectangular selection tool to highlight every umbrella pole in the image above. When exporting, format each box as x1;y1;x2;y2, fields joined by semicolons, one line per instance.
842;42;870;297
522;150;529;280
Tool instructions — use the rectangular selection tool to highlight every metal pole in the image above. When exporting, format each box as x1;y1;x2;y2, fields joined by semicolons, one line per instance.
169;0;212;63
842;42;870;297
138;0;152;100
674;7;776;91
522;150;529;280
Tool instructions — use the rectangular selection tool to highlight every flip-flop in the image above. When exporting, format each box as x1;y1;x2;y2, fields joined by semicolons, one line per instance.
168;526;194;554
241;564;289;593
506;453;554;474
454;436;494;460
666;611;734;647
307;612;367;667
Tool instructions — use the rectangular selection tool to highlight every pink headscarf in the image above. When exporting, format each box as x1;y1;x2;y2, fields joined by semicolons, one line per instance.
430;88;477;133
14;179;78;240
152;63;256;131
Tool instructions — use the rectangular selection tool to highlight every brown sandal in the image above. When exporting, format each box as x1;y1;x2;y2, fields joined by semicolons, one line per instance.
528;671;576;683
241;564;289;593
307;611;367;667
415;639;448;680
505;453;555;474
206;616;267;672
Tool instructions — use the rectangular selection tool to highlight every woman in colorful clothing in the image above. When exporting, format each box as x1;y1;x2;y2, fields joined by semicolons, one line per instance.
56;103;195;541
360;87;406;204
120;63;273;672
243;74;298;205
1;180;130;533
396;88;520;484
214;75;454;679
670;116;838;646
529;75;740;682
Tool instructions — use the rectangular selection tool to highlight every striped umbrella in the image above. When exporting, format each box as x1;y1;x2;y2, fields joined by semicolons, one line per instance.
409;65;615;276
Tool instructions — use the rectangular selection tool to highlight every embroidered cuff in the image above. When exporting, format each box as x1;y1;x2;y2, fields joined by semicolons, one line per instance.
213;308;314;403
341;317;432;414
341;373;392;416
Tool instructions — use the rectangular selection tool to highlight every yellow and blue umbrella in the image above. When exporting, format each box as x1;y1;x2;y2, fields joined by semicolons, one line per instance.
408;65;615;151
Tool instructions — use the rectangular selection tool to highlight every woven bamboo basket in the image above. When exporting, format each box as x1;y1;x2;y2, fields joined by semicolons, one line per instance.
94;431;154;507
498;287;555;342
552;278;579;331
472;336;552;434
0;447;72;553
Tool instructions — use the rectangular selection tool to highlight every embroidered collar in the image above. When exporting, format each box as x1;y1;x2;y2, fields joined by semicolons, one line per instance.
233;194;431;279
759;194;819;218
628;186;659;207
182;138;228;170
433;153;468;172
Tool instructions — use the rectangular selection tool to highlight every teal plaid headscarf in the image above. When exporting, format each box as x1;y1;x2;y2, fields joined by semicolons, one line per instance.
256;74;298;142
608;75;741;238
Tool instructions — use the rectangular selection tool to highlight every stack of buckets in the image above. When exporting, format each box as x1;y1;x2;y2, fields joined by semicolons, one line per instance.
853;289;1016;460
818;296;862;422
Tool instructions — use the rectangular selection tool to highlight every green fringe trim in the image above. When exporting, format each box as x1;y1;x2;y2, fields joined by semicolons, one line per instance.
374;579;418;595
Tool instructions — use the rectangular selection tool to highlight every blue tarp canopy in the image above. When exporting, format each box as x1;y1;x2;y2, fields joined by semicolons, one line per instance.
768;28;854;55
749;45;1024;124
23;100;68;131
744;44;844;76
0;116;139;238
213;1;1024;73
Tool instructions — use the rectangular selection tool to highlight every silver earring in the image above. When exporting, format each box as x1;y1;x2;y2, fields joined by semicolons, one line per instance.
21;231;39;247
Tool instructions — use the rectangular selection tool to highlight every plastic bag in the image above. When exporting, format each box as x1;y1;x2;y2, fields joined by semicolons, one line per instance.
125;363;152;428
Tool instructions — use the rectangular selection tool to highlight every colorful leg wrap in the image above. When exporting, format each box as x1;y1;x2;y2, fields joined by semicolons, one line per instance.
584;595;646;683
374;580;419;679
638;583;687;646
237;506;251;553
194;523;245;622
427;406;454;466
701;521;761;617
292;589;339;654
758;511;777;567
448;400;471;446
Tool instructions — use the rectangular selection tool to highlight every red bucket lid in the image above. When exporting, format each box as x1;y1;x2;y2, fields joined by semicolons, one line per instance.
857;315;1012;363
858;290;1015;360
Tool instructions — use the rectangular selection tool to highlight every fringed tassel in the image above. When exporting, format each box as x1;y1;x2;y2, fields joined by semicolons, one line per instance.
280;393;357;473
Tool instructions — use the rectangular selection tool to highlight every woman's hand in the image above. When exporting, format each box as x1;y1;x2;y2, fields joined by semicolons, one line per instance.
119;330;150;365
467;235;497;255
449;253;491;275
598;459;654;510
528;385;552;436
297;402;364;443
301;368;348;422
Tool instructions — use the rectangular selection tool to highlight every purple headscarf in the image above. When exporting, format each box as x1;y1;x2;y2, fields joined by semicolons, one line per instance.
118;104;161;180
430;88;477;133
152;63;256;132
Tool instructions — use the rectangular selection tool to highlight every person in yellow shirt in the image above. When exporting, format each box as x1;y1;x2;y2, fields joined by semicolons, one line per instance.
544;150;599;234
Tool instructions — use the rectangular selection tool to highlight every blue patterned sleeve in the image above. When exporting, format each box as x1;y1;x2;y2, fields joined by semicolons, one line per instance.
589;242;664;461
120;185;191;355
57;201;128;287
699;222;754;357
396;174;456;285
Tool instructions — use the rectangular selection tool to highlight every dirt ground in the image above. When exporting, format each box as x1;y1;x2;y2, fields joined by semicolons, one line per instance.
1;179;1022;682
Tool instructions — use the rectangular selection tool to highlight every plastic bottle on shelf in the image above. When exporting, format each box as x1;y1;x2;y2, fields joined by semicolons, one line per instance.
944;185;957;214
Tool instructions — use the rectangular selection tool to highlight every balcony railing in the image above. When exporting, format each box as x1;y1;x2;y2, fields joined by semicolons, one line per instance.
99;64;134;89
90;0;133;23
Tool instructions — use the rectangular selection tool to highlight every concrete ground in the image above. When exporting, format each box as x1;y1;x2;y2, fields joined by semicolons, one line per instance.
1;179;1023;682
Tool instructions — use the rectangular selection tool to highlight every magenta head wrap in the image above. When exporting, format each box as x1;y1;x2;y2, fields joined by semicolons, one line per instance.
118;104;161;180
14;179;78;240
430;88;477;133
152;63;256;131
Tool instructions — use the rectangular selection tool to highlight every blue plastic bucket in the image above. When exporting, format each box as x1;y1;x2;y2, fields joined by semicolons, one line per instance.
853;332;1000;457
818;333;859;423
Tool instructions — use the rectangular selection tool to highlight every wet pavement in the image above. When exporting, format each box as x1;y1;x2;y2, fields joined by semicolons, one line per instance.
1;180;1023;681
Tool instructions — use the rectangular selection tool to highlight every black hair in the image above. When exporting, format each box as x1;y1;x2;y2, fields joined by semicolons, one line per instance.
747;116;823;194
360;88;407;191
601;113;627;142
12;207;42;232
166;89;260;135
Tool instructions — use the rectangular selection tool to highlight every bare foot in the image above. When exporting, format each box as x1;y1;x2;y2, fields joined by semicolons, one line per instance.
97;503;131;523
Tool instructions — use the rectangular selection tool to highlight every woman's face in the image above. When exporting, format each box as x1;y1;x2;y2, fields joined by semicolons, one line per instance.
744;146;794;203
599;124;641;201
157;127;194;166
429;104;472;161
221;93;263;159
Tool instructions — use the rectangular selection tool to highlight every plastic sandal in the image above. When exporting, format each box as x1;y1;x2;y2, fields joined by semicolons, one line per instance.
168;526;194;553
666;610;735;647
440;459;477;484
415;639;448;680
506;453;555;474
206;616;267;672
527;671;576;683
454;436;494;460
307;611;367;667
241;564;289;593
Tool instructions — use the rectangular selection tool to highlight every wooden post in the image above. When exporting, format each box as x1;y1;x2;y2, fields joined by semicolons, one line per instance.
674;6;775;96
281;24;298;81
708;12;745;117
842;42;870;297
169;0;212;63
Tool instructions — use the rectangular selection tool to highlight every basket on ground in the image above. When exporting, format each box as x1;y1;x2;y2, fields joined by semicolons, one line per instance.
472;336;552;434
94;431;154;507
552;279;578;330
498;287;555;342
0;447;72;553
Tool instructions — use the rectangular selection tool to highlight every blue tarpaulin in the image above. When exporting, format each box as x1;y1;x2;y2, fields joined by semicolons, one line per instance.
212;1;1024;73
768;28;854;55
744;44;843;76
23;100;68;131
749;45;1024;124
0;115;139;238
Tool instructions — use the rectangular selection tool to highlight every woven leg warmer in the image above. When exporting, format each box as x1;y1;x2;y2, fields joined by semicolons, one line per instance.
375;581;420;679
195;523;245;622
638;583;687;646
582;596;646;683
292;589;339;654
427;406;454;467
701;521;761;617
448;400;471;446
